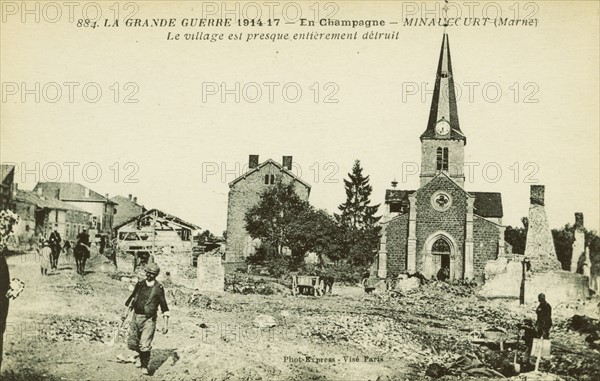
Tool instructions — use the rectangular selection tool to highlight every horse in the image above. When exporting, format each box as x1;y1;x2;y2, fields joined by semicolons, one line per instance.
74;243;90;275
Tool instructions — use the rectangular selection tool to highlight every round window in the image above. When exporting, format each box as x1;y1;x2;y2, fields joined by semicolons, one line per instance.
431;191;452;212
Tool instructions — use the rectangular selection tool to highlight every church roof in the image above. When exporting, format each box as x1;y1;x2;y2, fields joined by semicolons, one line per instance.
384;188;503;218
385;189;415;203
228;158;311;191
470;192;503;218
420;33;466;144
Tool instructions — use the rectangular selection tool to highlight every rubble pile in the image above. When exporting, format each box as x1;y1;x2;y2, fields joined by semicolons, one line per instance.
39;315;115;343
52;281;95;295
301;313;424;358
225;274;290;295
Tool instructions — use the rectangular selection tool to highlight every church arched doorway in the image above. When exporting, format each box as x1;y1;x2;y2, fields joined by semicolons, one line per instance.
422;232;458;280
432;238;451;280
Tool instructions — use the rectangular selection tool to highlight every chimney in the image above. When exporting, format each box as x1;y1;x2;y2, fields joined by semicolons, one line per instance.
530;185;545;206
575;213;584;228
105;193;109;200
282;156;293;171
133;197;138;203
84;188;90;198
55;189;60;199
37;187;43;196
12;183;18;197
129;194;132;201
249;154;259;169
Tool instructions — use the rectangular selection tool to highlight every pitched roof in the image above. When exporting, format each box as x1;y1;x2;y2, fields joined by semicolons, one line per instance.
1;164;15;184
385;189;415;203
110;195;146;227
15;189;88;212
228;158;311;191
113;208;200;231
420;33;467;144
33;182;117;204
470;192;503;218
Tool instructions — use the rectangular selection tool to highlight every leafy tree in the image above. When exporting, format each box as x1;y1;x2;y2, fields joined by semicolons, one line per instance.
287;208;344;265
196;229;217;243
552;224;575;271
245;181;310;258
337;160;381;230
504;217;528;254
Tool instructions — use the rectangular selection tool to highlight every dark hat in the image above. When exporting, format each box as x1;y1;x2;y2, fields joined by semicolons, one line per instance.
145;263;160;275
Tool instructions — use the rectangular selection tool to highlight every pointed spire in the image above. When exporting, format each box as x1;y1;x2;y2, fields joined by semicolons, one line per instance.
420;33;466;144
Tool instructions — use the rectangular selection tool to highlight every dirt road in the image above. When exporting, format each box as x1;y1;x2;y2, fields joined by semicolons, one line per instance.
1;250;599;381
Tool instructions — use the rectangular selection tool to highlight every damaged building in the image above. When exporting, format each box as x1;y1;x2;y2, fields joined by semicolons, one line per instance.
376;33;508;283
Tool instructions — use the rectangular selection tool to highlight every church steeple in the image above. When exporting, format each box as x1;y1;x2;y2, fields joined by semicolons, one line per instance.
419;32;466;188
420;33;466;144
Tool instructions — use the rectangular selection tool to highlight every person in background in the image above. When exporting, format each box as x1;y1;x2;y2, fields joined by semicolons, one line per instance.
63;240;72;261
535;293;552;339
48;226;62;270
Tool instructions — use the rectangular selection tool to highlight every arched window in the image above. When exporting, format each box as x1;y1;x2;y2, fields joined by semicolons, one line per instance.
442;147;449;171
436;148;449;171
432;238;450;254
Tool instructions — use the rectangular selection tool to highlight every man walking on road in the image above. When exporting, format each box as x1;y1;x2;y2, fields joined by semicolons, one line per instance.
122;263;170;375
535;293;552;339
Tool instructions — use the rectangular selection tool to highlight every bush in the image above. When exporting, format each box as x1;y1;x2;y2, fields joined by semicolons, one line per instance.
316;262;369;285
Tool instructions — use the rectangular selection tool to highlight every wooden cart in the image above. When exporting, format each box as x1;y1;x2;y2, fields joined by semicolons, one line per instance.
291;275;325;296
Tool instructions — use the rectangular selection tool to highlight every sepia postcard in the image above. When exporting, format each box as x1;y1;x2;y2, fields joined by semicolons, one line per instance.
1;1;599;380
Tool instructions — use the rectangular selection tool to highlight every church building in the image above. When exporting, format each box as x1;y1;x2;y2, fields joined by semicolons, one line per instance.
377;33;507;282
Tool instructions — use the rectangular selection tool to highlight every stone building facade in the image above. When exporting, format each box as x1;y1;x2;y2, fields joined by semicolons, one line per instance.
225;155;310;263
377;33;506;282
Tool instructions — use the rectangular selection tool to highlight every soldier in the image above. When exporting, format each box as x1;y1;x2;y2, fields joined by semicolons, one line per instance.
122;263;169;375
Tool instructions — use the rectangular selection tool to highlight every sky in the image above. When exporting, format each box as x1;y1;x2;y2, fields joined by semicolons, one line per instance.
1;1;599;234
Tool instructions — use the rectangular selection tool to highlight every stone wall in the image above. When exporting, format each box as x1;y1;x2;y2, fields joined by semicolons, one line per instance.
480;257;589;304
524;185;561;272
415;175;467;277
196;252;225;292
152;250;196;288
473;216;501;281
225;161;310;263
420;140;465;187
385;214;409;277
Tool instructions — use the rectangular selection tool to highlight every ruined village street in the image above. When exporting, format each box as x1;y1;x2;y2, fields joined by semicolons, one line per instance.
2;250;600;381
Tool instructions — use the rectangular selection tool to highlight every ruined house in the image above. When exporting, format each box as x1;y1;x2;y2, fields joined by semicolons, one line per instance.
113;208;200;254
110;194;145;227
33;182;117;237
14;189;91;241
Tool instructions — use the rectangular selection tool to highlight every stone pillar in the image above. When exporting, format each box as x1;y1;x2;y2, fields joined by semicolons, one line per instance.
464;197;475;279
524;185;561;272
407;194;417;273
583;246;592;286
571;213;585;272
498;226;506;258
377;226;388;278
